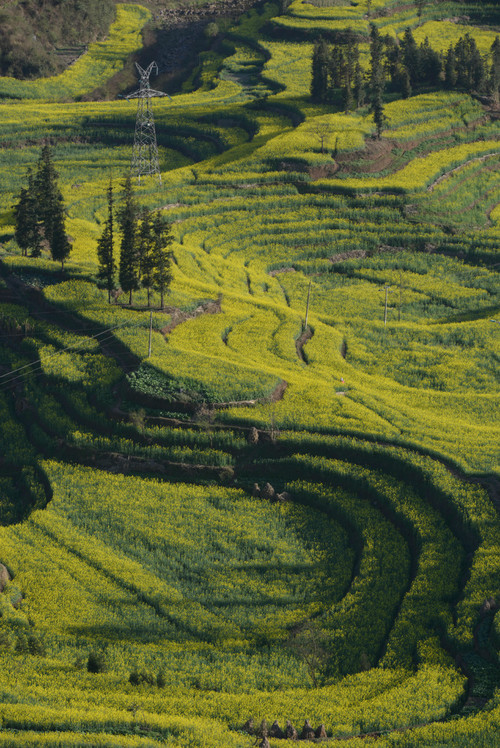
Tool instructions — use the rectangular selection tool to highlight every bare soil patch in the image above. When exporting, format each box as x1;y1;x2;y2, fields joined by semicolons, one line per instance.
161;295;222;335
336;138;395;175
307;162;339;180
329;249;367;264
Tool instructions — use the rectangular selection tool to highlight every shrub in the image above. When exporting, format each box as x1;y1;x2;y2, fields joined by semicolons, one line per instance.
129;668;156;686
87;651;106;673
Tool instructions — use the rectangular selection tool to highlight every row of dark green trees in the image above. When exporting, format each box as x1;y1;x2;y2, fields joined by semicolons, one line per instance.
14;146;71;268
311;26;500;129
14;148;173;307
97;175;173;307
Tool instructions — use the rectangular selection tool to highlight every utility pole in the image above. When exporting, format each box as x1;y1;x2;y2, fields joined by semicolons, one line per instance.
304;280;312;330
148;311;153;358
398;270;403;322
126;62;171;184
379;284;393;327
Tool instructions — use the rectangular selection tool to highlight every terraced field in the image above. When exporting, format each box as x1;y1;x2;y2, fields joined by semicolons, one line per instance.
0;0;499;746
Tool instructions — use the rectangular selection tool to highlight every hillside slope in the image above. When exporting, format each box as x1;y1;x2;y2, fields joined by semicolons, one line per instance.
0;0;498;746
0;0;115;79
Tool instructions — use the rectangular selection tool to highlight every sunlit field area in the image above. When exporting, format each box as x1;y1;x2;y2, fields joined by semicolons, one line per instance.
0;0;499;745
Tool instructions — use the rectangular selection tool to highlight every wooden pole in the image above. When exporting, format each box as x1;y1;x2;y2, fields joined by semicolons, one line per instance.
148;311;153;358
398;270;402;322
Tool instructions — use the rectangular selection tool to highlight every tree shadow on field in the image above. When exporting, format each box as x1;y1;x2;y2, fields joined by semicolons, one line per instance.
66;621;190;645
0;463;52;527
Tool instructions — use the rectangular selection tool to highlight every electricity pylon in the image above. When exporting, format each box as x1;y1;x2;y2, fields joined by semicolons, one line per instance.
126;62;171;184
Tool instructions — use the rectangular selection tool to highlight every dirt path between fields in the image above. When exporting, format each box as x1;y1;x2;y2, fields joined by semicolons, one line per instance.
296;326;313;363
427;151;500;192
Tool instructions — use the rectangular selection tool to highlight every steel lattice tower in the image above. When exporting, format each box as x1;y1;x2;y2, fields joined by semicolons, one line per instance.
126;62;170;184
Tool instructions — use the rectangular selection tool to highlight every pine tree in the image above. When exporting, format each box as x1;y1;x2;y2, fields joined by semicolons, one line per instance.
455;33;485;92
14;147;70;266
311;38;330;103
489;36;500;104
369;23;386;138
329;45;344;91
419;37;442;85
96;180;115;303
34;145;71;267
14;170;41;257
343;28;359;112
118;174;139;305
415;0;426;24
385;35;406;95
401;27;419;88
50;194;72;270
444;45;457;88
151;211;173;309
138;208;155;307
34;145;60;248
353;62;366;107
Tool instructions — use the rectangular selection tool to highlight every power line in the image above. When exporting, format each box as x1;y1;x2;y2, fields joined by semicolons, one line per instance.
0;329;135;398
0;318;146;393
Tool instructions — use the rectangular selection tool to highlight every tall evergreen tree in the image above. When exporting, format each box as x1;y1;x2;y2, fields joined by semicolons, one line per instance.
419;36;442;85
311;38;330;103
401;27;419;88
489;36;500;104
342;28;359;112
50;194;72;270
13;146;70;266
35;145;60;248
35;145;71;267
369;23;386;138
415;0;426;23
455;33;485;92
151;211;173;309
96;180;115;303
353;62;366;107
444;44;457;88
138;208;155;307
14;170;41;257
118;174;139;305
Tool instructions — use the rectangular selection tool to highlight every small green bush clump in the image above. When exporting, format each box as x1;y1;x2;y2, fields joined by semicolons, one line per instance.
129;668;166;687
87;651;106;673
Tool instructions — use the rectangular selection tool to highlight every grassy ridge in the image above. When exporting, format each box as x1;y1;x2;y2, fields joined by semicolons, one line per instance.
0;4;151;101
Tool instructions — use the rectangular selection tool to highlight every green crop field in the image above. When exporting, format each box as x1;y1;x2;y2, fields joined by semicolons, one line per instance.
0;0;499;746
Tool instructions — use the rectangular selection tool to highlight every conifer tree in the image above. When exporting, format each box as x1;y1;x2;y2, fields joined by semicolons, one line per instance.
415;0;426;24
455;33;485;92
118;174;139;305
353;62;366;107
401;27;419;88
419;37;442;85
35;145;60;248
14;170;41;257
444;45;457;88
342;28;359;112
50;195;72;270
13;146;70;266
329;45;344;91
35;145;71;268
311;38;330;103
138;208;155;307
96;180;115;303
489;36;500;104
151;211;173;309
369;23;386;138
